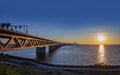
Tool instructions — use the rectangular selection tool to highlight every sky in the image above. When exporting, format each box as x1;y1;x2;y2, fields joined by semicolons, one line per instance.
0;0;120;44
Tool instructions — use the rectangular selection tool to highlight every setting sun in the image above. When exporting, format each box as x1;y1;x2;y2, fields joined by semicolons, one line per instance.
98;35;105;42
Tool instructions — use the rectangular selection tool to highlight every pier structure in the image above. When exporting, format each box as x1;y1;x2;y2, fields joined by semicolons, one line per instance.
0;26;63;58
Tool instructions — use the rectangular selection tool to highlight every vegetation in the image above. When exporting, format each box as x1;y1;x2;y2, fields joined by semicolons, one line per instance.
0;63;76;75
0;63;59;75
0;64;20;75
78;68;84;73
46;70;54;74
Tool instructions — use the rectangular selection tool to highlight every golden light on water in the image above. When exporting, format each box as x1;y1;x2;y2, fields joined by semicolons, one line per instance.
98;34;105;42
98;44;107;65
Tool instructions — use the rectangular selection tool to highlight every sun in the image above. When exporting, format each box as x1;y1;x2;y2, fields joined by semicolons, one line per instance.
98;35;105;42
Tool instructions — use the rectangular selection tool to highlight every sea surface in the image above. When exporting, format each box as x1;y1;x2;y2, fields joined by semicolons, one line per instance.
4;45;120;66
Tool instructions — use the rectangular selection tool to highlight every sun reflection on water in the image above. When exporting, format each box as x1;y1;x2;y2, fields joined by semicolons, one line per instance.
98;44;107;65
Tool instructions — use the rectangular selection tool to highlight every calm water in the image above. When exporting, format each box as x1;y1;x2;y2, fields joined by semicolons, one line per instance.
4;45;120;66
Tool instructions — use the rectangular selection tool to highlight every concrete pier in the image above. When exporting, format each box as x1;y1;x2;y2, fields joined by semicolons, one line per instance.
36;45;62;60
36;46;46;60
49;45;61;53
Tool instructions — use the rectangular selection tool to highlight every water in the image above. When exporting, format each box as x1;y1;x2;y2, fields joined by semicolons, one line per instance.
4;45;120;66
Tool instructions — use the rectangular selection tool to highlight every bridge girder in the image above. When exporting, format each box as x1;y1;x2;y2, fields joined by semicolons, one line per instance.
0;28;61;51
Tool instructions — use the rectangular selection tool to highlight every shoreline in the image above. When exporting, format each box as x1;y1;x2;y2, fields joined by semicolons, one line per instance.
1;53;120;69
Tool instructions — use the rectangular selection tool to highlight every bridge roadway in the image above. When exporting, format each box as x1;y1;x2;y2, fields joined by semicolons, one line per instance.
0;28;61;51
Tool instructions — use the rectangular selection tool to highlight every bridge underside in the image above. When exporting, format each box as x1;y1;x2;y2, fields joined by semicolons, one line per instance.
0;28;61;51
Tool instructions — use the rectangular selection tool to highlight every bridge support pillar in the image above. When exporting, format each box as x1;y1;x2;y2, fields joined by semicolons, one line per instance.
36;46;46;60
49;45;61;53
36;45;63;60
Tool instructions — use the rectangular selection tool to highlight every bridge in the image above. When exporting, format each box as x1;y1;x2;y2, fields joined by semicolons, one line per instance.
0;27;63;59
